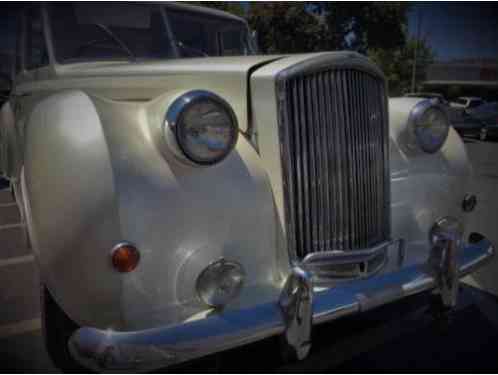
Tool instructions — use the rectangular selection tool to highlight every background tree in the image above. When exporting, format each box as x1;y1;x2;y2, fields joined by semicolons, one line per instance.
318;2;410;53
247;3;329;54
195;2;411;55
368;37;435;96
190;2;434;96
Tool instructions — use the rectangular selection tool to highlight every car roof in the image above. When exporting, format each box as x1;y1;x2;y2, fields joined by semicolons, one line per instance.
161;2;247;24
38;2;247;24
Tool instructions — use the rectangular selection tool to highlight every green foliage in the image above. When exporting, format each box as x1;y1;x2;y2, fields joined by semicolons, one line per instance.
188;2;435;96
321;2;410;53
248;3;329;54
247;2;411;55
193;2;410;55
368;37;435;96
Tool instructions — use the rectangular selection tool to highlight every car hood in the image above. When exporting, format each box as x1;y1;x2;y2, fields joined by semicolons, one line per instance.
54;55;287;78
14;53;347;133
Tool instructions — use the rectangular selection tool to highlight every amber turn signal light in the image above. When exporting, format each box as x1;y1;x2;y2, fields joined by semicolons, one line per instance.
111;243;140;273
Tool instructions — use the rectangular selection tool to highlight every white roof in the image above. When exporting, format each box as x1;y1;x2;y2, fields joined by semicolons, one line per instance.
163;2;246;24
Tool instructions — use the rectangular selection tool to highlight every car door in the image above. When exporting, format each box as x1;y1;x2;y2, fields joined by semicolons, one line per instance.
1;6;50;180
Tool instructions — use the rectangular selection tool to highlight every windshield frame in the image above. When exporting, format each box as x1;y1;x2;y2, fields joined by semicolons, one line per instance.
43;2;254;66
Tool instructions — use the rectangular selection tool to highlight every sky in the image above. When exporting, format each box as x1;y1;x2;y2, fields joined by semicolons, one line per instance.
407;2;498;62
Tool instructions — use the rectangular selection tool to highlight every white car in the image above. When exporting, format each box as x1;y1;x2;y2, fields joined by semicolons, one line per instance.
451;96;486;110
0;2;494;372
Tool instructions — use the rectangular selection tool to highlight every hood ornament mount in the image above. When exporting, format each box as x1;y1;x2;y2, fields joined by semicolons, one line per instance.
299;239;405;284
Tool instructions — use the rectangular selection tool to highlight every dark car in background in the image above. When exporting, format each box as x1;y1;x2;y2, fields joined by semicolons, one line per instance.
467;102;498;141
452;102;498;141
452;115;486;140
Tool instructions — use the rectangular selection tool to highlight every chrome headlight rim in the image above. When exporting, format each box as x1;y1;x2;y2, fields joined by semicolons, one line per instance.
408;99;450;154
165;90;239;166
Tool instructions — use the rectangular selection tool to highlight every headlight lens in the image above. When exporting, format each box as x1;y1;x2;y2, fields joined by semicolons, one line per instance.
411;101;450;153
166;91;238;165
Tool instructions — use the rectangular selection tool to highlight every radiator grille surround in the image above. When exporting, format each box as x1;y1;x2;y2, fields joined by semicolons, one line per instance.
276;54;391;261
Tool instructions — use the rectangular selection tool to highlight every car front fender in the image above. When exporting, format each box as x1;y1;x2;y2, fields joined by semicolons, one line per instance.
22;89;284;330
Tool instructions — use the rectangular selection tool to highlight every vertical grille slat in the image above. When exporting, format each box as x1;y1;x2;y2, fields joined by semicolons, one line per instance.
279;65;390;260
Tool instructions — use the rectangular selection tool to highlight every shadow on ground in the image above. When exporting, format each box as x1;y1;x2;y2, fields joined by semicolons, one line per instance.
165;285;498;372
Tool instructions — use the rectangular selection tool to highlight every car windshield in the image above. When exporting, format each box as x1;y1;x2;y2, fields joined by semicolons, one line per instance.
48;3;253;63
455;98;468;105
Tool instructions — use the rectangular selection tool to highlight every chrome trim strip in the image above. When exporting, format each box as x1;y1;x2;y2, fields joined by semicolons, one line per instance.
69;237;494;372
302;239;399;266
302;239;404;281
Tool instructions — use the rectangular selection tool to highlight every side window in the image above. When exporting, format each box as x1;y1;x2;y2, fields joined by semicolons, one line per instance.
168;10;218;57
219;28;248;56
26;7;48;71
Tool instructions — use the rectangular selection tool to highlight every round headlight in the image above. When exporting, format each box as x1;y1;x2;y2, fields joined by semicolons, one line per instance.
166;90;239;165
409;100;450;153
196;259;245;308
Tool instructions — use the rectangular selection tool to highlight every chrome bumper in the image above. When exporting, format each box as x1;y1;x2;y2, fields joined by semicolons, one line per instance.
69;235;494;372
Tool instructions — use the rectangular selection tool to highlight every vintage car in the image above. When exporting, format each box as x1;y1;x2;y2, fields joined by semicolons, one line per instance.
0;2;495;372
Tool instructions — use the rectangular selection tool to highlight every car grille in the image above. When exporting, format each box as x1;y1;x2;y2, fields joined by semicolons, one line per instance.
277;62;390;260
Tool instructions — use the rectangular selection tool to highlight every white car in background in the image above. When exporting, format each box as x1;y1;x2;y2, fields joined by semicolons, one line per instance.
451;97;486;111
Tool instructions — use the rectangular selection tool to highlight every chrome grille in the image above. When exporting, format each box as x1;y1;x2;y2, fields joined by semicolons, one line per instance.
277;63;390;260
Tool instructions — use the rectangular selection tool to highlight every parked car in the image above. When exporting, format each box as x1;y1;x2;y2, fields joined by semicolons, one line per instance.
452;116;486;140
451;96;486;110
449;97;487;130
465;102;498;141
0;3;494;372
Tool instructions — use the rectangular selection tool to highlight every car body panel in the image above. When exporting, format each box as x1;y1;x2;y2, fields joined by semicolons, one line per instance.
14;55;286;135
9;52;474;330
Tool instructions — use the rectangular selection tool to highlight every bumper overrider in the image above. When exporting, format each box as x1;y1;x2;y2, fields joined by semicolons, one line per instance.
68;219;494;372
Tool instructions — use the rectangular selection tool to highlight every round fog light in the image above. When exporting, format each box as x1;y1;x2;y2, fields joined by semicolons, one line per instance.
462;194;477;212
196;259;245;308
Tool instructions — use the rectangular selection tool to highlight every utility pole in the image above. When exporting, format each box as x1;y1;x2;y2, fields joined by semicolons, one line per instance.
411;7;422;92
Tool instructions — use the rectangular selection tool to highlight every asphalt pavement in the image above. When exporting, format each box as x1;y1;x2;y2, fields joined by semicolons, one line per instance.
0;140;498;372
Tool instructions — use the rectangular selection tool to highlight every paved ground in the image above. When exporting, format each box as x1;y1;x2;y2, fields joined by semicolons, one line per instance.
0;140;498;372
0;188;58;372
465;140;498;296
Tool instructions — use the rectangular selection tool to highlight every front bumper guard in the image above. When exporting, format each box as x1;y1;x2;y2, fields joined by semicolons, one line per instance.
69;234;494;372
